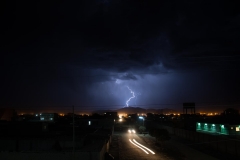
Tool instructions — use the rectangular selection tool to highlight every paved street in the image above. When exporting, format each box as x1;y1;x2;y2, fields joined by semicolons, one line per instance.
109;122;219;160
110;131;221;160
110;132;174;160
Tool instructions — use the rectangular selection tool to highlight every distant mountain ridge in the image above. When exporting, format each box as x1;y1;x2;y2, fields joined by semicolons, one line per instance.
93;107;178;114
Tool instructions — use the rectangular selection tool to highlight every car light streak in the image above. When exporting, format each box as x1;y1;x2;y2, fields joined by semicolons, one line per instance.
129;139;149;154
133;139;155;154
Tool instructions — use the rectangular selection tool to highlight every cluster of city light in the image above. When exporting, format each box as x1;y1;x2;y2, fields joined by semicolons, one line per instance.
164;113;180;115
118;113;127;118
199;112;219;116
80;114;90;116
129;139;155;155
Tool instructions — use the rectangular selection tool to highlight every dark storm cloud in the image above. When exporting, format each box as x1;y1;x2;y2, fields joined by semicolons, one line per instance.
117;73;137;80
2;0;239;72
2;1;171;70
1;0;240;108
168;1;240;70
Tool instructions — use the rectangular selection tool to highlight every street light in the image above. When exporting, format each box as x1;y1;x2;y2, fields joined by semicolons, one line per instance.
139;116;144;126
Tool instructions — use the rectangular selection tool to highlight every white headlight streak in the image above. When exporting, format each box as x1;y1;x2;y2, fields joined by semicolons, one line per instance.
133;139;155;154
129;139;149;154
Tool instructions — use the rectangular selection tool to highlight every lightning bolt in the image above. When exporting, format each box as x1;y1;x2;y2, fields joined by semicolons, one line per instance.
126;86;135;107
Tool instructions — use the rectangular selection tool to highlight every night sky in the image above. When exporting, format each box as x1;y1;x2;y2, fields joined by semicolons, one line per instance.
1;0;240;112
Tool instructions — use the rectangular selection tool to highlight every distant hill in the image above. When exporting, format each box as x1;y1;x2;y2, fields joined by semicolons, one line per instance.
92;106;179;115
117;107;179;114
117;107;146;114
91;110;113;114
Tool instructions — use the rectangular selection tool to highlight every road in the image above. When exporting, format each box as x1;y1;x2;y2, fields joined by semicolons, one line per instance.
109;121;221;160
111;131;174;160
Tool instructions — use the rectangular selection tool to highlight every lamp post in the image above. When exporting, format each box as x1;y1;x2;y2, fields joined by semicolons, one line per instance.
72;105;75;159
139;116;144;126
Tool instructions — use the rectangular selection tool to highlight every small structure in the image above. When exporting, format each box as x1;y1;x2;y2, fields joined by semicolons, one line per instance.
40;113;58;121
183;103;195;114
196;122;240;136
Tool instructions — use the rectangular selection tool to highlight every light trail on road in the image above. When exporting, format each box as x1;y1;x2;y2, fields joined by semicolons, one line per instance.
133;139;155;154
129;139;149;154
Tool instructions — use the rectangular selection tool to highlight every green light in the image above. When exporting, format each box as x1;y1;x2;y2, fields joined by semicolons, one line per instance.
205;123;207;125
221;125;224;128
198;123;200;125
212;124;215;126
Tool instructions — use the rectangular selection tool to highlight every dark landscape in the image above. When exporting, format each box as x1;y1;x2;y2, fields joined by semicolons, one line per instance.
1;0;240;159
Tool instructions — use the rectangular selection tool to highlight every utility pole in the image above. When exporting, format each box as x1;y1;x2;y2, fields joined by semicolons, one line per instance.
73;105;75;159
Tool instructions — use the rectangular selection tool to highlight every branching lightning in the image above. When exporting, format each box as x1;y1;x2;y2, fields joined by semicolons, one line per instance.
126;86;135;107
